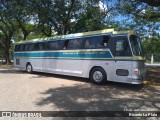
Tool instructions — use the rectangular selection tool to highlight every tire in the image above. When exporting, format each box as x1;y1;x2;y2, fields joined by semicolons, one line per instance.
26;63;33;73
90;67;107;85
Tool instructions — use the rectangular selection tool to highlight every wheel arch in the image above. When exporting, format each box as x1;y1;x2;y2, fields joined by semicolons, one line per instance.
26;62;33;71
89;66;107;80
26;62;31;68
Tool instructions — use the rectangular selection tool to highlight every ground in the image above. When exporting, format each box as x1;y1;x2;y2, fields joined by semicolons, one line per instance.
0;64;159;120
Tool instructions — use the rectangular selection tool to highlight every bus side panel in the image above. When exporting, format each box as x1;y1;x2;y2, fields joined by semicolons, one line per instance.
59;59;83;76
81;60;115;80
112;60;132;83
14;57;29;70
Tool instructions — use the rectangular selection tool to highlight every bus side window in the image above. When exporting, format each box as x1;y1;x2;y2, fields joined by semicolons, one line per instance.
47;41;65;50
39;42;46;50
24;44;30;51
19;44;25;51
84;36;104;49
67;38;85;49
47;41;54;50
103;36;110;48
33;43;40;51
63;40;69;49
15;45;20;52
55;41;65;50
28;44;34;51
115;40;131;56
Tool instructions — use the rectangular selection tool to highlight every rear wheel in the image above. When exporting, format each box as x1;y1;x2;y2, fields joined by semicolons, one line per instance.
90;67;107;85
26;63;33;73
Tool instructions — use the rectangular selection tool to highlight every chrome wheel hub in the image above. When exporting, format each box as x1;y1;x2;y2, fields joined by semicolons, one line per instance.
93;71;103;82
27;65;32;72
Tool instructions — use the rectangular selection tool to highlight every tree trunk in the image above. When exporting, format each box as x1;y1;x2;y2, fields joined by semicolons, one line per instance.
5;48;10;64
2;54;4;64
23;32;29;40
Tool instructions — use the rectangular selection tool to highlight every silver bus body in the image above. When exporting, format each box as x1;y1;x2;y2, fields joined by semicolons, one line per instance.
14;29;146;84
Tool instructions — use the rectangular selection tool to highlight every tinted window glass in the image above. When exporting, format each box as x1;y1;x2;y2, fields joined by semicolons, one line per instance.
67;39;85;49
84;36;104;49
47;41;65;50
115;40;131;56
130;35;143;56
33;43;40;51
19;44;25;51
28;44;34;51
15;45;20;52
24;44;30;51
103;36;110;48
39;42;46;50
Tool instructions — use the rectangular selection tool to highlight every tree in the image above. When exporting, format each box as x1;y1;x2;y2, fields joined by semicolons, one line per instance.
0;36;5;63
138;0;160;7
30;0;81;35
0;0;20;64
9;0;37;40
31;0;115;35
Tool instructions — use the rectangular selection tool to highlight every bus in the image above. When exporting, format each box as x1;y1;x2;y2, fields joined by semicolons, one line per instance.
14;29;146;84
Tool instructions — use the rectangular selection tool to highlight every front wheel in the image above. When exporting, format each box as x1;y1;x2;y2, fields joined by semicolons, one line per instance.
26;63;33;73
90;67;107;85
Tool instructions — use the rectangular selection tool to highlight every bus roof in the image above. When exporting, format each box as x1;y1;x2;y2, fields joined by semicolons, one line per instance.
17;29;137;44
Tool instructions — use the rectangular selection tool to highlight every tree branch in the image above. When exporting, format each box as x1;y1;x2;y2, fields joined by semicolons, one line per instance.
138;0;160;7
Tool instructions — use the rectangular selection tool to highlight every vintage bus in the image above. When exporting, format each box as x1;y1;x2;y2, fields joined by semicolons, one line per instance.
14;29;146;84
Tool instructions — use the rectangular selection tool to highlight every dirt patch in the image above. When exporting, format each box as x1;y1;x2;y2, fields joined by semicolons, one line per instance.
0;63;13;69
146;66;160;84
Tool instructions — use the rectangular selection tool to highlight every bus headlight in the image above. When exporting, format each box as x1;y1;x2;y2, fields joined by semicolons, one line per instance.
133;69;140;75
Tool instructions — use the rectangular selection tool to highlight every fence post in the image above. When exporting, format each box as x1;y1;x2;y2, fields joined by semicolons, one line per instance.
151;54;154;64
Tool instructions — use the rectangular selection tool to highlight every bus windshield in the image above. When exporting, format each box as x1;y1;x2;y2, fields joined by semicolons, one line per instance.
130;35;143;56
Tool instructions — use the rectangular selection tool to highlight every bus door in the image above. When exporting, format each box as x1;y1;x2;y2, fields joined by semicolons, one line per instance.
108;36;132;83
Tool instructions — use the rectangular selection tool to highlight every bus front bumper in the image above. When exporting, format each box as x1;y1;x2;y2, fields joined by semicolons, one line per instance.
131;79;143;84
131;74;145;84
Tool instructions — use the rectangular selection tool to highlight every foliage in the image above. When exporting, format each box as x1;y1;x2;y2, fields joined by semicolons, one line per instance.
142;35;160;54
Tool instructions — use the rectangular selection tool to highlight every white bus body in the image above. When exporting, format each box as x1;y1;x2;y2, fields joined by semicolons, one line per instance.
14;29;146;84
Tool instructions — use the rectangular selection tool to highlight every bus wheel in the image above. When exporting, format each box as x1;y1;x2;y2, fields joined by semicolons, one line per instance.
90;67;107;85
26;63;33;73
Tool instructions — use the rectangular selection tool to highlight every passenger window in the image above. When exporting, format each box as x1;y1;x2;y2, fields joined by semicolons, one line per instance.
28;44;34;51
25;44;30;51
67;39;85;49
47;42;54;50
84;36;104;49
19;44;25;51
33;43;40;51
39;42;46;50
47;41;65;50
15;45;20;52
115;40;131;56
103;36;110;47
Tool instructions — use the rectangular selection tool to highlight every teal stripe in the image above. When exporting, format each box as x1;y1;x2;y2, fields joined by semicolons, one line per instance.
14;50;113;59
